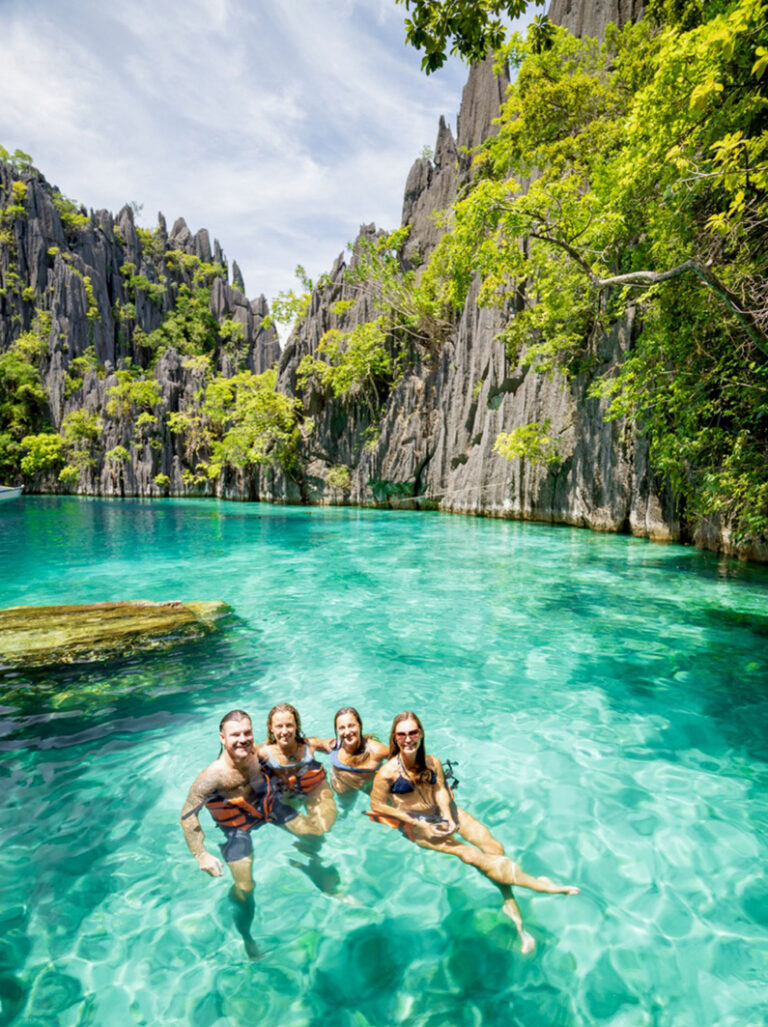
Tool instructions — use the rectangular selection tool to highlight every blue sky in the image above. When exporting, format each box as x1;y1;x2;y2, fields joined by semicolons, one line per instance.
0;0;531;331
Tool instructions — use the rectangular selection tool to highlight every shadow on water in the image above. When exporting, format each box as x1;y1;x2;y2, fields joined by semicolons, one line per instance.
638;551;768;587
701;605;768;638
573;646;768;767
531;573;768;768
300;900;576;1027
0;907;30;1027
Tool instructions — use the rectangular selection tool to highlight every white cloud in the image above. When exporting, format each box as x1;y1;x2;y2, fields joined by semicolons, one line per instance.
0;0;522;335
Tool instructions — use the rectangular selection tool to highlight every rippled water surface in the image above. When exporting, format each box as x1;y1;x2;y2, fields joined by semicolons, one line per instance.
1;496;767;1026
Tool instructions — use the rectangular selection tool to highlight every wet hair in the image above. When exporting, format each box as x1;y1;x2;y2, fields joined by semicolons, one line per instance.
388;711;428;778
266;703;307;744
219;709;251;732
334;706;368;758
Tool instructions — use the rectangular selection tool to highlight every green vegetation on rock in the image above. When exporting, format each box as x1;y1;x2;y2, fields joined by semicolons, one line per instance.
414;1;768;544
0;310;51;479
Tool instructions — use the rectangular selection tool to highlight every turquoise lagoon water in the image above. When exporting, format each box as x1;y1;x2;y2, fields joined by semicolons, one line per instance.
1;496;767;1027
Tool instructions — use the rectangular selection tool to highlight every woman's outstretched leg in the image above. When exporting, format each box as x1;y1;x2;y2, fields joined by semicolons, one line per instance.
508;865;579;895
495;882;535;953
414;835;534;949
415;835;576;949
455;806;505;856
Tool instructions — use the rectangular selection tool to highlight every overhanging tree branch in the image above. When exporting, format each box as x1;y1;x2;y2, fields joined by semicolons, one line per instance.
525;230;768;359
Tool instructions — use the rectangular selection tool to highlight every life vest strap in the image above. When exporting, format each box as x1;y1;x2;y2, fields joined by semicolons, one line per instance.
365;809;415;842
286;765;326;794
205;778;275;832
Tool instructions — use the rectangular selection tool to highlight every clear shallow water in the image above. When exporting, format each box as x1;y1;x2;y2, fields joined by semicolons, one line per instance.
1;496;767;1027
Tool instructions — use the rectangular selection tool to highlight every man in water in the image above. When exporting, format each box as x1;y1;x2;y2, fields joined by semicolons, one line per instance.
181;708;308;957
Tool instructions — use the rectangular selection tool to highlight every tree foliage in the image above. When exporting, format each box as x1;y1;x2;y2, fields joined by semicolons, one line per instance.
345;227;453;345
263;265;316;335
396;0;544;71
422;1;768;545
296;318;395;419
0;311;50;479
205;369;303;476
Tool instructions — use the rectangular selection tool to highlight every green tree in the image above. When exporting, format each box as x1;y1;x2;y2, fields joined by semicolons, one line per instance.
264;265;316;335
296;318;395;419
395;0;544;71
20;432;65;476
425;2;768;544
206;369;303;476
345;227;453;346
106;373;162;419
144;284;219;356
0;312;51;478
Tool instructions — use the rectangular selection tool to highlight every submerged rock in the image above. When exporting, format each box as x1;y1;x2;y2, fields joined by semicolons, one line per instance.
0;600;231;668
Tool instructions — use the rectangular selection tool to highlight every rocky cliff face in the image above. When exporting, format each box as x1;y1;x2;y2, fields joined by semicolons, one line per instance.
548;0;646;37
0;155;278;496
2;0;756;557
272;45;678;544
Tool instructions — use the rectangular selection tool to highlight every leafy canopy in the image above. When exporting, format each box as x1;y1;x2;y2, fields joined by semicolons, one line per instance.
420;1;768;545
395;0;544;71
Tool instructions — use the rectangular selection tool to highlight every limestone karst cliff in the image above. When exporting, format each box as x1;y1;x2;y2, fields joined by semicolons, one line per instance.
548;0;646;37
0;154;279;496
272;53;676;544
1;0;764;560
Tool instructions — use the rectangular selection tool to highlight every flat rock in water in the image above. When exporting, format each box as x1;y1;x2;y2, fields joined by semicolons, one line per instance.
0;600;231;668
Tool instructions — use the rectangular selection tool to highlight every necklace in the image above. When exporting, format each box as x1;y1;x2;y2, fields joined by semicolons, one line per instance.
397;754;434;808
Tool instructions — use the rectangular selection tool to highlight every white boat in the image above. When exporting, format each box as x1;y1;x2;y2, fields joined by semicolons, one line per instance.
0;486;23;502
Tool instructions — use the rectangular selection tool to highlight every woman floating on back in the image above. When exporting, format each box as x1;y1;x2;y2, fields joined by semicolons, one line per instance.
369;711;578;953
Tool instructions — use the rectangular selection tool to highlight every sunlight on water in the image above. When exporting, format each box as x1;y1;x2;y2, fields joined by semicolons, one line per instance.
1;496;767;1025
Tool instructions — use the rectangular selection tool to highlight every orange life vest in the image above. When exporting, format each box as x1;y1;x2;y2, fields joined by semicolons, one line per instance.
205;778;277;832
365;810;416;841
285;764;326;794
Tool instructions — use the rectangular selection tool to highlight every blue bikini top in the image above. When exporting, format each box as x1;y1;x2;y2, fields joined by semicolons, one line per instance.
329;739;375;775
390;768;437;794
263;743;315;772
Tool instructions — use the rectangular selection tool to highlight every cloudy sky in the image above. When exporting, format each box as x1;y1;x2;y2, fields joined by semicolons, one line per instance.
0;0;531;332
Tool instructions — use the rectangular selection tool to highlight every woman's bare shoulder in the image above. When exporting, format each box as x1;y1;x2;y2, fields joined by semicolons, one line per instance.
376;755;398;777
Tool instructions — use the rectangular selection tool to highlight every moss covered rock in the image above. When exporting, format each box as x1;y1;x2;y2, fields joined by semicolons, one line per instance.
0;600;231;668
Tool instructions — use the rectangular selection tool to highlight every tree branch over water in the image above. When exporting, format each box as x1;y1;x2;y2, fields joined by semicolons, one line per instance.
526;229;768;359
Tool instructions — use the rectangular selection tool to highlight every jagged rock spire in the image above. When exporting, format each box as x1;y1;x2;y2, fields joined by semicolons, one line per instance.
547;0;646;37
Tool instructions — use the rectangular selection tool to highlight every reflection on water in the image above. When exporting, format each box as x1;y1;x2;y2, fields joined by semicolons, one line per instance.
1;497;767;1025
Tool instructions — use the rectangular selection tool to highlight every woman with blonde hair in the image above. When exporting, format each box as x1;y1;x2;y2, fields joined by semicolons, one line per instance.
260;703;339;894
260;703;337;832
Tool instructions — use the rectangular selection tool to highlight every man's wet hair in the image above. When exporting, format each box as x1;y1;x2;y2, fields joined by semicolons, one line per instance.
219;709;251;732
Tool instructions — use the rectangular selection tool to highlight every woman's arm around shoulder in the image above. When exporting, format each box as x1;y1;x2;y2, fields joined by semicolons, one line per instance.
368;739;389;762
307;736;335;754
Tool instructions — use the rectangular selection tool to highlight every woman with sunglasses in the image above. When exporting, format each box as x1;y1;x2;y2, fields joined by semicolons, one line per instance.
369;711;578;953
